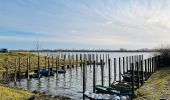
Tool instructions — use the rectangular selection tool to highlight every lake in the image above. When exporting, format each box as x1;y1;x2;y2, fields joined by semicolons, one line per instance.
6;52;155;99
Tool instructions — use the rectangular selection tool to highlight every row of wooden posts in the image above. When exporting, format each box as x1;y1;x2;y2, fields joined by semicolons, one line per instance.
82;54;161;99
3;53;110;82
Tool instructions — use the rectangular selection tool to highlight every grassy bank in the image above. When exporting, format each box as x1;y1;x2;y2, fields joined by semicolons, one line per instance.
0;52;79;73
0;83;33;100
134;67;170;100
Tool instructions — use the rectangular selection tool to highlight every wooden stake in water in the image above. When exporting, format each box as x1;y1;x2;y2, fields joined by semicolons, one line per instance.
48;57;50;76
76;54;78;69
136;62;140;88
18;57;21;78
123;57;125;74
101;60;104;86
141;60;144;86
126;56;128;72
83;55;87;100
131;63;135;99
52;56;54;69
14;58;17;83
119;57;121;82
108;58;111;86
93;60;96;93
29;57;31;70
26;58;29;79
38;55;40;77
114;58;116;81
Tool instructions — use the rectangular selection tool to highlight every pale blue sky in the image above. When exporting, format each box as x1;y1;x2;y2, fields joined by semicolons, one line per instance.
0;0;170;50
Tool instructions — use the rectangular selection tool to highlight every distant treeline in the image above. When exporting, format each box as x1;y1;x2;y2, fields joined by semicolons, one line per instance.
9;49;160;52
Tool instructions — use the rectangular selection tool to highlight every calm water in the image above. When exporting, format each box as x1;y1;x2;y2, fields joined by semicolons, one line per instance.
7;52;154;99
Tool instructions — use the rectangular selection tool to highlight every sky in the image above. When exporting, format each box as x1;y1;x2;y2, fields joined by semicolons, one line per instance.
0;0;170;50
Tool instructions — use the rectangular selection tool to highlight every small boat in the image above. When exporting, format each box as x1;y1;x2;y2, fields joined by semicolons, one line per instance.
56;69;66;74
95;85;121;95
29;72;42;78
84;91;130;100
40;69;55;76
96;81;132;95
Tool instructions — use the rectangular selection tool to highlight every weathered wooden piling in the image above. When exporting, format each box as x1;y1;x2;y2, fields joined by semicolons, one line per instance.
93;60;96;93
83;54;87;100
72;54;74;68
144;59;148;80
52;56;54;69
141;60;144;85
101;60;104;86
76;54;78;68
114;58;116;81
48;57;50;76
130;56;132;70
119;57;121;81
56;56;58;74
26;58;29;79
18;57;21;78
131;63;135;98
123;57;125;74
108;58;111;86
126;56;128;72
29;57;31;70
38;56;40;77
136;62;140;88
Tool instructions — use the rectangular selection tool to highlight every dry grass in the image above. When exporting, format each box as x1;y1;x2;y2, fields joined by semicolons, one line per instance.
0;83;33;100
135;67;170;100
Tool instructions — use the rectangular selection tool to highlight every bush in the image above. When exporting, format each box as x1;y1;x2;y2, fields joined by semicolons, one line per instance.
157;45;170;66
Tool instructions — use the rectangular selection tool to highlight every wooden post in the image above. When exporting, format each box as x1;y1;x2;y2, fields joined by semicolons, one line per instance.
80;54;82;69
144;59;147;81
29;57;31;70
38;56;40;77
56;56;58;74
72;54;74;68
52;56;54;69
83;55;87;100
26;58;29;79
76;54;78;68
136;62;140;88
131;63;135;99
152;57;154;73
150;58;152;74
106;54;107;67
119;57;121;82
123;57;125;74
18;57;21;78
89;54;91;67
148;59;150;77
48;57;50;76
114;58;116;81
101;60;104;86
141;60;144;85
93;60;96;93
129;56;132;71
126;56;128;72
108;59;111;86
96;54;98;67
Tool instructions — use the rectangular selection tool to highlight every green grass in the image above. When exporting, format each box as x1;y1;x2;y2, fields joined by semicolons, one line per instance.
134;67;170;100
